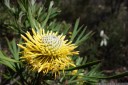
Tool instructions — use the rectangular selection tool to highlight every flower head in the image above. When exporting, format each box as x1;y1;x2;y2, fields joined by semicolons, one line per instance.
18;28;78;77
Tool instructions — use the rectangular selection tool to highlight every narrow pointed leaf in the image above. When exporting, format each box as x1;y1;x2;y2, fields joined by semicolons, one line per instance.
70;18;79;41
0;51;19;63
99;72;128;79
65;60;101;71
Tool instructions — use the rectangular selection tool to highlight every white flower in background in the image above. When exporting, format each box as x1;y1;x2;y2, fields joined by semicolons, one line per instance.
100;30;109;46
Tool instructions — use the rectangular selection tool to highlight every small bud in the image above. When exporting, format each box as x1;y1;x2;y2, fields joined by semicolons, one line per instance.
71;70;78;75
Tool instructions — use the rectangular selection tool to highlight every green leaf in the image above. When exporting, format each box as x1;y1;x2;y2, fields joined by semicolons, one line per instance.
65;60;101;71
99;71;128;79
70;18;93;46
0;61;16;72
75;31;93;46
17;0;26;12
62;22;71;35
4;0;10;9
0;51;19;63
41;1;53;28
6;38;22;69
0;51;17;72
70;18;80;41
6;38;20;61
28;7;35;28
0;72;11;79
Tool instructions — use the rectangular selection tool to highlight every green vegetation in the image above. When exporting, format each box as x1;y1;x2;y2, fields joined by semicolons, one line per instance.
0;0;128;84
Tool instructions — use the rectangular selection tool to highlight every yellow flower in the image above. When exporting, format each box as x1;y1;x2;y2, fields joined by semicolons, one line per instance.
18;28;79;77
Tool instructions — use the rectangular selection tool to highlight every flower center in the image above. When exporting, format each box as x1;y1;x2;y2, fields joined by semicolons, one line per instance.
42;35;62;49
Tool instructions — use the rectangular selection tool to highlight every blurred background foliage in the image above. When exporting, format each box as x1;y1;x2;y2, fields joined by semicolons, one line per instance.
0;0;128;84
59;0;128;70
